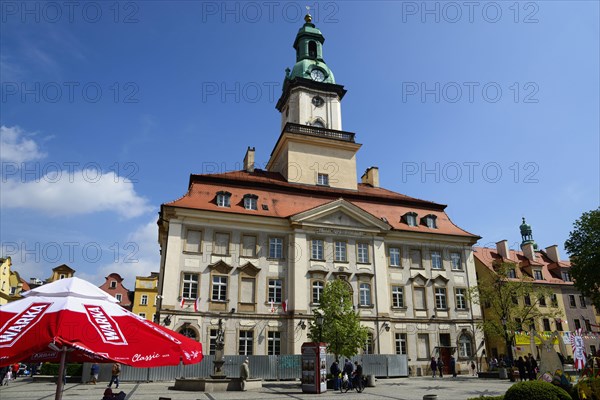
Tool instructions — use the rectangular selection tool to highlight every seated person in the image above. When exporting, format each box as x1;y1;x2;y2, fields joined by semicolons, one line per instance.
102;388;126;400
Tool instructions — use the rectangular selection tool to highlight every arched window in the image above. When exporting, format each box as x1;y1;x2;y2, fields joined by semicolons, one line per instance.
308;41;317;58
179;327;197;340
311;119;325;128
458;332;473;359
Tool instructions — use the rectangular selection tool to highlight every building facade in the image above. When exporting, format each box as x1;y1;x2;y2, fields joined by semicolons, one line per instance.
158;14;484;374
99;272;132;309
0;257;12;304
131;272;159;321
474;220;599;361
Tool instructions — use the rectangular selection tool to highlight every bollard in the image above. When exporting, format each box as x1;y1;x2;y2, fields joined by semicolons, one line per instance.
366;375;376;387
423;395;438;400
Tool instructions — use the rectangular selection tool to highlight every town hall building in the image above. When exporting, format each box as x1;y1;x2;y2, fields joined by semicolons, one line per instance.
157;13;484;374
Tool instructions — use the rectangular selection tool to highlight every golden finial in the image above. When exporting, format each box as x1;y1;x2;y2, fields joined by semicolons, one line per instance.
304;6;312;23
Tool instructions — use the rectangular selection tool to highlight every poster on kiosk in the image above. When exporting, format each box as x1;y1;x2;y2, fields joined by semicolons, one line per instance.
301;342;327;394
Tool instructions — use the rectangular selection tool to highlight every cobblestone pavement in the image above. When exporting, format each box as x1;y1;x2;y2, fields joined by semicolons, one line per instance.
0;376;514;400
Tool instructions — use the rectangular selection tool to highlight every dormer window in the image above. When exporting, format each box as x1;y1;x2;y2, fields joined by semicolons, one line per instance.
110;281;117;289
216;191;231;207
243;194;258;211
423;214;437;229
533;269;543;280
561;271;571;282
404;212;418;227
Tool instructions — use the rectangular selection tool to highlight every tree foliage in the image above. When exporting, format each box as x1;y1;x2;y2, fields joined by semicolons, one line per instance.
565;207;600;310
307;279;369;359
469;262;562;344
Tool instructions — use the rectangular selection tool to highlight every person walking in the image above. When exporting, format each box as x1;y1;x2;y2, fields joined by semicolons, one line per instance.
529;354;538;380
516;356;526;381
353;361;363;391
239;358;249;391
89;363;99;384
470;360;477;376
430;357;437;378
343;359;354;389
330;360;341;391
450;355;457;378
437;357;444;378
107;362;120;389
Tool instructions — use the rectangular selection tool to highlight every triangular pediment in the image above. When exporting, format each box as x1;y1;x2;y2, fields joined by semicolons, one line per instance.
238;262;260;276
208;260;233;274
290;199;390;232
408;272;428;285
432;274;450;284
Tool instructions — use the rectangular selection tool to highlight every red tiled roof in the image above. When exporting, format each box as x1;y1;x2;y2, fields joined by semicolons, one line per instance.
163;169;478;239
474;246;572;285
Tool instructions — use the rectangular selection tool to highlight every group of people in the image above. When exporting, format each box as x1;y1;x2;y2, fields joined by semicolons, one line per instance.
0;364;20;385
330;359;363;391
515;354;539;381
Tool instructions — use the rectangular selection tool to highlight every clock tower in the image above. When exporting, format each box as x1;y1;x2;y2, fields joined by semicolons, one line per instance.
268;12;361;190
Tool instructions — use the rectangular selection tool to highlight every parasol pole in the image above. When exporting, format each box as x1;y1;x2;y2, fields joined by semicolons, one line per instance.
54;346;67;400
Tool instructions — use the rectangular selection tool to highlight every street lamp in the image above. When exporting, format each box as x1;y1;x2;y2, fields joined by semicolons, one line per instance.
316;314;324;342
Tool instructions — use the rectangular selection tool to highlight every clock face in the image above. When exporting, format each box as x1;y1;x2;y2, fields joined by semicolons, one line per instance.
310;69;325;82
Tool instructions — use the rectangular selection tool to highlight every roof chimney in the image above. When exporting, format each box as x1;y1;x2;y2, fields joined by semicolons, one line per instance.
496;240;510;259
545;245;560;263
521;242;536;261
243;147;255;173
361;167;379;188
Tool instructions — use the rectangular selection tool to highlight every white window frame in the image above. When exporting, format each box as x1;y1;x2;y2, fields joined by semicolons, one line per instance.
311;239;324;260
238;330;254;355
182;273;199;299
395;333;407;355
312;280;324;304
216;192;230;207
212;275;228;301
450;252;462;270
115;293;122;302
267;331;281;355
458;333;472;359
334;241;347;262
269;237;283;259
389;247;401;267
359;283;371;307
435;287;447;310
268;279;283;303
431;251;442;269
141;294;148;305
243;195;257;210
455;288;467;310
317;173;329;186
357;242;369;263
110;281;117;289
533;269;543;280
392;286;404;308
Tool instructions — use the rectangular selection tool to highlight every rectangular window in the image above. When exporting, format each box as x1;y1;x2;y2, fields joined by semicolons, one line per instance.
269;237;283;259
417;334;430;360
562;271;571;282
569;295;577;307
209;329;218;355
268;331;281;355
410;249;422;269
241;235;257;257
312;281;324;304
555;319;563;331
115;293;122;302
579;295;587;308
524;295;531;306
334;241;347;262
550;294;558;307
311;239;324;260
244;196;257;210
539;295;546;307
414;287;426;310
217;193;230;207
182;273;199;299
357;243;369;263
392;286;404;308
317;173;329;186
543;318;551;331
214;232;230;255
431;251;442;269
359;283;371;306
584;319;592;332
574;319;581;330
110;281;117;289
395;333;407;355
507;268;516;279
455;288;467;310
268;279;283;303
389;247;401;267
239;330;254;355
407;214;417;227
450;252;462;270
141;294;148;305
184;230;202;253
212;276;227;301
534;269;543;280
435;287;447;309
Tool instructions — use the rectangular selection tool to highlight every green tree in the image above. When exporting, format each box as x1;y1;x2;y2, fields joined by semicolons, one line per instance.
469;262;562;365
565;207;600;310
307;279;369;359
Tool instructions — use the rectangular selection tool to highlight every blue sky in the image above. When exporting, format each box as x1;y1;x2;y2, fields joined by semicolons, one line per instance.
1;1;598;287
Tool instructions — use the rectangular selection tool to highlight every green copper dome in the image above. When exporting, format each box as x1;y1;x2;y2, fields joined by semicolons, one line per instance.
519;217;538;249
285;13;335;84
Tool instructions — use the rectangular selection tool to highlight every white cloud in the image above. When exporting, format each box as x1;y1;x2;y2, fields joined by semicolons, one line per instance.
77;220;160;287
2;169;152;218
0;125;46;163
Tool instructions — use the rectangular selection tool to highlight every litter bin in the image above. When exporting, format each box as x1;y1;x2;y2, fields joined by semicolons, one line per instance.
366;375;376;387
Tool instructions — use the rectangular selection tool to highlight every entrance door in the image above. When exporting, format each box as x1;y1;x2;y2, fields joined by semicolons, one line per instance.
439;334;452;374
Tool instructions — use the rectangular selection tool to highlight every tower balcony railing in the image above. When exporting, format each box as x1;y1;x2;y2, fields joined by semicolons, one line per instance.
283;122;355;143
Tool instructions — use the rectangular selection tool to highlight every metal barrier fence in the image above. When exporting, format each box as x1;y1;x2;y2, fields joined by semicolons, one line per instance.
85;354;408;382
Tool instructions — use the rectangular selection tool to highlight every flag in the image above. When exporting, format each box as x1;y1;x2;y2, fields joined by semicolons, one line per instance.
194;297;200;312
282;299;288;313
180;297;185;309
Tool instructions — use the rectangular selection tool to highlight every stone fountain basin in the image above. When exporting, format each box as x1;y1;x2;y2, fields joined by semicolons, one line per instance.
171;377;262;392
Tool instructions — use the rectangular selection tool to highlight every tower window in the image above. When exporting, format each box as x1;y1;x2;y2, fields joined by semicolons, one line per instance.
308;41;317;58
317;173;329;186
